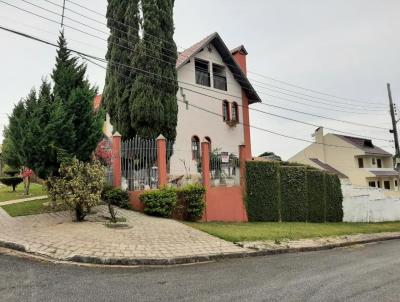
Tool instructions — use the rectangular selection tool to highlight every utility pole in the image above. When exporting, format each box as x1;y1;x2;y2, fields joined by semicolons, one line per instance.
388;83;400;170
61;0;66;28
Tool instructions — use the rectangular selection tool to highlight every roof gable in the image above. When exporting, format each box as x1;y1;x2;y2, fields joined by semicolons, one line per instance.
176;32;261;104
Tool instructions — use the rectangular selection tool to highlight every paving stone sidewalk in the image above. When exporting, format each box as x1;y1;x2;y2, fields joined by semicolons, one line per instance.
0;195;48;206
0;206;248;265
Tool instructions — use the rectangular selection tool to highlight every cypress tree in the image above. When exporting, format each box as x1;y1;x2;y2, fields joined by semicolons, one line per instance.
103;0;178;141
103;0;139;138
130;0;164;139
157;0;178;142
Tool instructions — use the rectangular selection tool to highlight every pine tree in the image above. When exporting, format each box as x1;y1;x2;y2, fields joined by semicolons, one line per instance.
52;31;86;102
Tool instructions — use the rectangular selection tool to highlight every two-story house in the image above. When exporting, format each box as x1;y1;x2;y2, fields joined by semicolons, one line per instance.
95;32;261;175
289;127;399;191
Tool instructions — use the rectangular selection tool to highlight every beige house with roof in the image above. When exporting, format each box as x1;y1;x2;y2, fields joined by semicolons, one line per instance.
289;127;399;191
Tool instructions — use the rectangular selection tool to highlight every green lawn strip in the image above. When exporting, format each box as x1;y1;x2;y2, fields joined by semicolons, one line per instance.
0;183;47;203
185;222;400;242
1;198;66;217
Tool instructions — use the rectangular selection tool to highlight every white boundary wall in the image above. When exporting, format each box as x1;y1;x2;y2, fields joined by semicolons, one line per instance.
342;181;400;222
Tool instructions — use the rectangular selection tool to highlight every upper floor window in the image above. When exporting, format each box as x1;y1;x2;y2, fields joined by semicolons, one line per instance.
377;158;382;168
212;64;227;91
372;158;376;165
191;136;200;160
195;59;210;87
222;100;230;121
358;158;364;168
231;102;239;123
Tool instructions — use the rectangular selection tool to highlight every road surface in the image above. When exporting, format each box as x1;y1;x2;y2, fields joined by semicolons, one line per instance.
1;240;400;301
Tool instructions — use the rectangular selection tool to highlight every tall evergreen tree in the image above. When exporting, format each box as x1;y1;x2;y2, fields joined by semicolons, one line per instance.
130;0;164;139
3;32;103;179
157;0;178;142
103;0;178;141
103;0;139;138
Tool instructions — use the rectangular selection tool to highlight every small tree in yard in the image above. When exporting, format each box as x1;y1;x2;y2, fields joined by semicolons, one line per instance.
49;158;105;221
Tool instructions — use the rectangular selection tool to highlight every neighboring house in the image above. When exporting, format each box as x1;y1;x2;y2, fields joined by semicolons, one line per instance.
95;32;261;175
289;127;399;191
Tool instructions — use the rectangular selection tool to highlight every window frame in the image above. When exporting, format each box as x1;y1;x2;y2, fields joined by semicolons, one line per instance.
358;158;364;168
231;102;239;123
212;63;227;91
195;59;211;87
222;100;230;122
191;135;200;160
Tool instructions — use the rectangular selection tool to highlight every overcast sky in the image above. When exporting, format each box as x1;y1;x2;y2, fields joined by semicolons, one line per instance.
0;0;399;159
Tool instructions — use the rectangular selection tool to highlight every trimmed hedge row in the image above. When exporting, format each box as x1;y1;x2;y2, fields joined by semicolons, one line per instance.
280;166;308;222
246;161;343;222
325;174;344;222
307;170;326;222
246;162;280;222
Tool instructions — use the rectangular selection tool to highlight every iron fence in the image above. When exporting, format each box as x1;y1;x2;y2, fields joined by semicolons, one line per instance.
121;136;158;191
210;150;240;187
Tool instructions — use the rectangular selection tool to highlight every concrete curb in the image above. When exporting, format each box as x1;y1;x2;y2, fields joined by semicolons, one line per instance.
1;234;400;266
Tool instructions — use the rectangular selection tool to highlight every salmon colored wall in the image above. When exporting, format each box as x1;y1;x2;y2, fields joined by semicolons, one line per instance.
129;190;145;212
204;186;248;222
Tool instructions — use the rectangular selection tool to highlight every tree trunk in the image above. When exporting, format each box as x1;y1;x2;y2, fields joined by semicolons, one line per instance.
24;177;30;195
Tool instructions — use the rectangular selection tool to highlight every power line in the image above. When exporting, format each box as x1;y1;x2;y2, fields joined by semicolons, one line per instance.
1;19;389;132
63;0;386;106
0;24;392;152
12;1;388;114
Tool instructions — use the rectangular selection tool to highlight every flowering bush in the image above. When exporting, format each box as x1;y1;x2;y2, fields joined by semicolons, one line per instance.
49;158;105;221
95;138;112;166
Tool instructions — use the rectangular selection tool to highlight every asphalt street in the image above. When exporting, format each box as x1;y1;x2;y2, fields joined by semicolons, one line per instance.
1;240;400;302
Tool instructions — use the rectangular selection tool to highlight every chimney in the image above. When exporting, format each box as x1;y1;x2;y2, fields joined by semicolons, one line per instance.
231;45;248;75
314;127;324;144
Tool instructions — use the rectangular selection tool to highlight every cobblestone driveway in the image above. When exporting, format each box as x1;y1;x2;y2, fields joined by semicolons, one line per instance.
0;206;247;264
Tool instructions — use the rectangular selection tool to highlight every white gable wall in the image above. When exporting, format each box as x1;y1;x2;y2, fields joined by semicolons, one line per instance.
170;43;245;175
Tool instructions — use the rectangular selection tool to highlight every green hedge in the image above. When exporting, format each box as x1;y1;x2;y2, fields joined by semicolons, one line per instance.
307;170;326;222
176;184;206;221
141;185;206;220
325;174;343;222
246;161;280;222
101;185;130;209
280;167;307;222
140;188;177;218
245;162;343;223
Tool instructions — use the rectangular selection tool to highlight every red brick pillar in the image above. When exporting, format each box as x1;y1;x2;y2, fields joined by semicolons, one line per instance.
201;141;211;222
112;132;122;188
157;135;167;188
239;144;249;222
201;141;211;189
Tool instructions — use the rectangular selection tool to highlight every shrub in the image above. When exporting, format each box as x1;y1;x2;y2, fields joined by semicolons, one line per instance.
49;158;105;221
307;170;326;222
140;187;177;218
102;185;130;209
176;184;206;221
325;174;343;222
2;165;19;177
246;161;280;222
0;176;23;191
280;166;307;222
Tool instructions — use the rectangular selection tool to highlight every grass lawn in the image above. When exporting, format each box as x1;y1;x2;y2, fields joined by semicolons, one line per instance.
185;222;400;242
0;183;47;203
1;198;66;217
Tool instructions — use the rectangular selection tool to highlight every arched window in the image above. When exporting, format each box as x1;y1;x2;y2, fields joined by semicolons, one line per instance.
222;100;230;121
191;136;200;160
231;102;239;122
